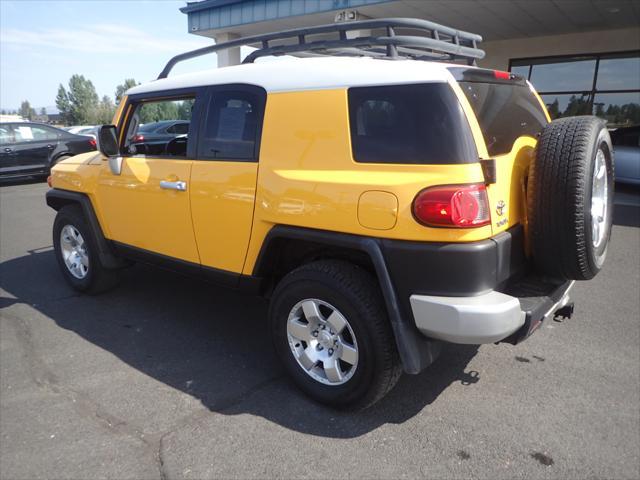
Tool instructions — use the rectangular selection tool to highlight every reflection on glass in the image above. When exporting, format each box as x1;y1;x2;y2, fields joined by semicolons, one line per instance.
530;59;596;92
541;94;591;119
510;65;530;79
596;56;640;91
593;92;640;127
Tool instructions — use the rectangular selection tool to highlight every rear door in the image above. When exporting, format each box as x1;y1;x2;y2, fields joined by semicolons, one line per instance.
451;68;550;234
11;124;57;172
0;124;20;174
190;85;266;274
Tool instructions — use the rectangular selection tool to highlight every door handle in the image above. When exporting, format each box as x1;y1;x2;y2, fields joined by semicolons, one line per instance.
160;180;187;191
47;144;55;149
4;148;12;153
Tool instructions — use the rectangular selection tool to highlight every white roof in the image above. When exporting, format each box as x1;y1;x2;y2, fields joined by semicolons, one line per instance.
127;57;455;96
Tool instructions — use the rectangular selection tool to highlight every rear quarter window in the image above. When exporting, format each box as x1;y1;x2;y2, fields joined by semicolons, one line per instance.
348;83;477;164
459;81;548;156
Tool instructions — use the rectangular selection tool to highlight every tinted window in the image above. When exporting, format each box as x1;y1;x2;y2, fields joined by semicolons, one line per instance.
529;59;596;92
348;83;477;164
597;57;640;91
511;53;639;126
0;125;13;145
166;123;189;134
124;98;195;157
459;82;548;156
198;89;264;161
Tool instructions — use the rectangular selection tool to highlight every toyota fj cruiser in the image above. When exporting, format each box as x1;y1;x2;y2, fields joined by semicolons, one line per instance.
46;19;614;409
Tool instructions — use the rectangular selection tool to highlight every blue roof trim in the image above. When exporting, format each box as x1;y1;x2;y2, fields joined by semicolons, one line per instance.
181;0;244;14
182;0;394;32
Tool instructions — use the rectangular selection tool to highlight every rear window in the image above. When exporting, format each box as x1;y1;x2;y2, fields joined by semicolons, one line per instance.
348;83;477;164
459;82;548;156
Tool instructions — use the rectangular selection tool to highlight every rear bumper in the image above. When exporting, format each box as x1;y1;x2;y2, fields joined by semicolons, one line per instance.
410;280;574;344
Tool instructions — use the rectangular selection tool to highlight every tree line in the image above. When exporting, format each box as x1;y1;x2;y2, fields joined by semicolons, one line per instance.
2;76;139;125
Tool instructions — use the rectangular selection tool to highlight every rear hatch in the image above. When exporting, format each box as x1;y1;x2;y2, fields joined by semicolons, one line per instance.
449;67;550;235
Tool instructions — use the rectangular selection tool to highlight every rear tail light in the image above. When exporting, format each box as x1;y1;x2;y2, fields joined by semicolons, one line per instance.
412;184;490;228
47;175;52;187
494;70;511;80
88;138;96;148
133;134;144;143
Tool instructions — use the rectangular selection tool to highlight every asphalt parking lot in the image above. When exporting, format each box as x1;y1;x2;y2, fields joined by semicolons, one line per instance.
1;180;639;480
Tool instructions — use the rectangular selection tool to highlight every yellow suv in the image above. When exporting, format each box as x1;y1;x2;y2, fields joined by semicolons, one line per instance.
46;19;614;409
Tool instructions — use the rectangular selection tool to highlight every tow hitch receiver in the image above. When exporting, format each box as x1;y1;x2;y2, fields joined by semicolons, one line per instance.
553;302;575;322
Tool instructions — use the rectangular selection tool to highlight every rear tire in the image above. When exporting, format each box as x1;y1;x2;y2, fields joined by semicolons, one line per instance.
528;116;614;280
269;260;402;410
53;205;120;294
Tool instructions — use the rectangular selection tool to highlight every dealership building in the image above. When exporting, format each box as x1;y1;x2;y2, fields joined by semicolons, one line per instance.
180;0;639;126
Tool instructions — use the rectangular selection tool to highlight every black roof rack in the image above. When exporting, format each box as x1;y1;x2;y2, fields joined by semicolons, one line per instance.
158;17;484;79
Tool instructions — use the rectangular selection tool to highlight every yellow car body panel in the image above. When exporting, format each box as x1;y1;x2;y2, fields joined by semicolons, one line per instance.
95;157;200;263
190;161;258;273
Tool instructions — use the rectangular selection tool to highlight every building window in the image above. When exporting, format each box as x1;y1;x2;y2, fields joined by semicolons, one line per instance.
510;51;640;127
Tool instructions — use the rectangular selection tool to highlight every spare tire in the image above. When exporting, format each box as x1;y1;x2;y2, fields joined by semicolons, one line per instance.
528;116;614;281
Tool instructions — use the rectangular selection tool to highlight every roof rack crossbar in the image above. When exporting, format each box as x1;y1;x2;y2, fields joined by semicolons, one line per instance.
158;17;484;79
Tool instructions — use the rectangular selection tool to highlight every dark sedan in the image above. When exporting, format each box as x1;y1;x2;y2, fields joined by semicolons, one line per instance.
0;122;96;180
129;120;189;155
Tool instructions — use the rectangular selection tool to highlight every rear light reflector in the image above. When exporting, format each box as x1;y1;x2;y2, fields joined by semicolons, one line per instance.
88;138;96;148
133;134;144;143
413;184;490;228
494;70;511;80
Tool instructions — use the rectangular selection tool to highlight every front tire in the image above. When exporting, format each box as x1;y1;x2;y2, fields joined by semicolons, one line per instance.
269;260;401;409
53;205;120;294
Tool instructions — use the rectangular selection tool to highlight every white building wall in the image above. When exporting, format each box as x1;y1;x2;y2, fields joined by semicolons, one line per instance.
480;27;640;71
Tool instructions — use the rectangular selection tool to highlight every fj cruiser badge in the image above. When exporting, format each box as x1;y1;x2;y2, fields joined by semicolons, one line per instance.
496;200;506;216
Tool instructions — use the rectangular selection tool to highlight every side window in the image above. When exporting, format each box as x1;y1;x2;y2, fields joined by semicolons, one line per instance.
0;125;14;145
13;125;35;142
166;123;189;134
348;83;478;164
198;88;265;161
31;126;59;141
124;97;195;157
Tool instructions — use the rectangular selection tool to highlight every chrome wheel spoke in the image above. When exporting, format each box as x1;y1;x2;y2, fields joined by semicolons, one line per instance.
301;300;323;325
287;319;312;342
326;310;347;334
299;346;318;371
339;342;358;365
323;359;343;383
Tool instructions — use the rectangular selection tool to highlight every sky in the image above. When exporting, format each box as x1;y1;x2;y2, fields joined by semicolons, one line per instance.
0;0;228;111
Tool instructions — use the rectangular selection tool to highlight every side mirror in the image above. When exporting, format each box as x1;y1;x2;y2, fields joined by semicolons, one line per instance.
96;125;119;157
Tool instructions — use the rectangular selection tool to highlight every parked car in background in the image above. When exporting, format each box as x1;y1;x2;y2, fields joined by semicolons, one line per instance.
611;125;640;186
0;122;96;180
63;125;98;139
129;120;190;155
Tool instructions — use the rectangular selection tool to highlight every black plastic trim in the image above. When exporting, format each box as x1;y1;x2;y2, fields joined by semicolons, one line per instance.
45;189;125;269
111;241;262;293
501;277;573;344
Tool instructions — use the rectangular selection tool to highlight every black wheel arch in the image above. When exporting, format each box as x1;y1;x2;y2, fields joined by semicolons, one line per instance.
253;225;443;375
46;189;126;270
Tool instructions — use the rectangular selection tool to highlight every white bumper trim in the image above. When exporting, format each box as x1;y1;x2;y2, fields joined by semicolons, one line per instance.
409;291;526;344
